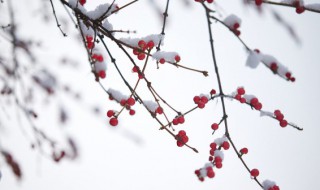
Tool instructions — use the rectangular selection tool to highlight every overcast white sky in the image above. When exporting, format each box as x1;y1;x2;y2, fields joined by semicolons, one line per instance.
1;0;320;190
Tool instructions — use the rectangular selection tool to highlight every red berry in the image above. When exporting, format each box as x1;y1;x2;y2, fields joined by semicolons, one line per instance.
177;140;184;147
193;96;201;103
172;118;179;125
206;0;214;3
296;6;305;14
129;109;135;115
209;149;215;156
98;70;106;79
240;147;248;154
210;89;216;95
207;169;215;178
209;156;213;161
181;135;189;143
273;185;280;190
237;87;245;95
87;41;94;49
214;156;222;163
107;110;114;118
147;41;154;49
222;141;230;150
132;66;139;73
138;40;146;49
270;62;278;72
235;94;241;101
120;99;126;106
174;55;181;62
211;123;219;130
195;169;200;175
210;142;217;149
274;109;281;116
138;73;144;79
254;102;262;110
290;77;296;82
178;130;186;136
159;58;165;64
250;168;260;177
199;177;204;182
109;117;118;126
201;96;208;104
234;30;241;36
250;97;258;105
215;162;222;169
156;107;163;114
197;102;205;109
138;53;145;60
127;97;135;106
79;0;86;5
254;49;260;53
233;22;240;29
280;119;288;127
276;113;284;121
86;35;93;42
255;0;262;6
178;116;185;124
133;48;139;55
240;98;246;103
285;72;291;79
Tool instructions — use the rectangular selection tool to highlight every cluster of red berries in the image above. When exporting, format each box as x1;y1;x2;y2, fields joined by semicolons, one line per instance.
176;130;189;147
79;0;86;6
285;72;295;82
107;110;118;126
91;53;106;79
132;40;155;60
234;87;263;110
172;115;185;125
85;35;94;49
158;54;181;64
193;95;209;109
132;65;144;79
194;166;215;182
293;0;305;14
274;109;288;127
234;87;247;103
106;97;137;127
249;97;262;110
209;142;228;165
231;22;241;36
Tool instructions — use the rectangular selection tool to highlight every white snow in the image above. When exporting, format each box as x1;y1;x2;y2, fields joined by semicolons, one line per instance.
152;51;179;63
214;135;228;146
79;21;94;37
107;88;128;102
223;14;241;28
86;3;118;20
214;150;224;160
260;110;274;117
262;179;277;190
120;34;164;48
143;100;158;112
246;50;262;69
102;19;113;31
305;3;320;10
